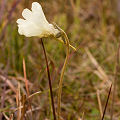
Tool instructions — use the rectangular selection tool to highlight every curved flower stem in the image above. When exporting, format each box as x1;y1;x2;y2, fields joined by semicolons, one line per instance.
41;39;56;120
55;26;70;119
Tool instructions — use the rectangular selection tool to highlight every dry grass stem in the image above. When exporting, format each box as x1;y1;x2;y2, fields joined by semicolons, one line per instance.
0;75;16;93
96;89;103;118
85;48;111;88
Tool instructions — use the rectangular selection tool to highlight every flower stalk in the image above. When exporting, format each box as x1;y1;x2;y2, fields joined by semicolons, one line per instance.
41;39;56;120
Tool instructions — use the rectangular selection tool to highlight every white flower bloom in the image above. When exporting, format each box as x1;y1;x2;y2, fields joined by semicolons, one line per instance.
16;2;59;37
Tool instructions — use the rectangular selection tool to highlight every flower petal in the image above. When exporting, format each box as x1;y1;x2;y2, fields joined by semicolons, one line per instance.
22;8;32;20
31;2;42;12
48;24;60;36
31;2;48;24
16;18;25;24
18;21;43;37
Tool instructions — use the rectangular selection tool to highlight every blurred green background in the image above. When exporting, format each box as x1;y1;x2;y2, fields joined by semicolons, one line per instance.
0;0;120;119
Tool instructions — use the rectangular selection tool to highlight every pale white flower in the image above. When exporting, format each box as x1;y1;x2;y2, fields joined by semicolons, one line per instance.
16;2;59;38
